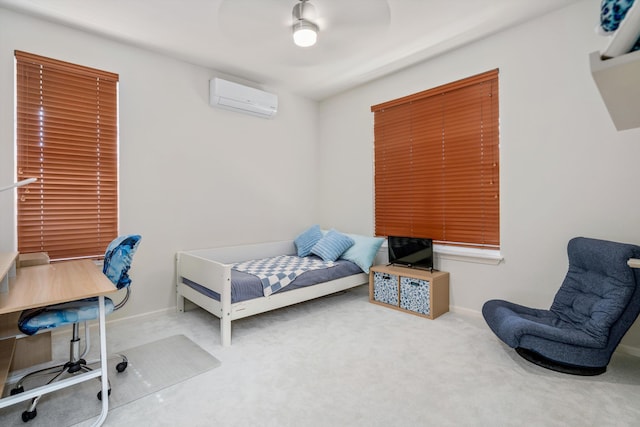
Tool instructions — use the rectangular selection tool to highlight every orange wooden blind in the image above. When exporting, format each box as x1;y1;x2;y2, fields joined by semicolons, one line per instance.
15;50;119;260
371;69;499;249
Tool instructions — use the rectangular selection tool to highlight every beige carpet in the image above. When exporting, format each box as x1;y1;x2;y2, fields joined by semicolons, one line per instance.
3;285;640;426
90;285;640;427
0;334;221;427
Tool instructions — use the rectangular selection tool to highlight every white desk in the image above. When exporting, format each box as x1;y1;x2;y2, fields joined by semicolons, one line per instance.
0;259;117;426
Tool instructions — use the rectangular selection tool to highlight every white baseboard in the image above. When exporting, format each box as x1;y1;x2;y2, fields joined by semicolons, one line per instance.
616;343;640;357
49;306;175;338
448;304;483;318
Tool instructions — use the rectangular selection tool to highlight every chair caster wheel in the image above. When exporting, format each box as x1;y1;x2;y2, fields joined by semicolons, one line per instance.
10;386;24;395
21;409;37;422
97;388;111;401
116;361;128;372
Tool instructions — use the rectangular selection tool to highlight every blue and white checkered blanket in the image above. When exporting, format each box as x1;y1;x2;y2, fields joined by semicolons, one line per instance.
232;255;335;297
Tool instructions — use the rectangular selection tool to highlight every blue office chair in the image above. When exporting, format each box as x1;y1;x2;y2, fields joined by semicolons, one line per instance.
483;237;640;375
11;234;141;423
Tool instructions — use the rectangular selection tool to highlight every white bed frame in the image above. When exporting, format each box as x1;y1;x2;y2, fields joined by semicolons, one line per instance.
176;240;372;346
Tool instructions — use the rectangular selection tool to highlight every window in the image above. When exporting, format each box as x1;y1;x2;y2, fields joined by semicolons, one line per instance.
15;50;119;260
371;69;499;249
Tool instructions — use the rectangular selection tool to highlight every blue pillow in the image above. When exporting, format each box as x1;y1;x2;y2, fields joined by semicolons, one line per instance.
340;234;385;274
311;229;355;262
294;225;323;257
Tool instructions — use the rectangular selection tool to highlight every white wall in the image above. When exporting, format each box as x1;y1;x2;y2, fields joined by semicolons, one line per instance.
0;9;320;319
318;1;640;349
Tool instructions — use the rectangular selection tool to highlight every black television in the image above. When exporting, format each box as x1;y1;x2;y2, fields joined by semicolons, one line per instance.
388;236;434;270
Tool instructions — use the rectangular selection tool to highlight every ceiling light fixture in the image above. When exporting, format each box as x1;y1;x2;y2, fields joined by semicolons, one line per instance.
292;0;319;47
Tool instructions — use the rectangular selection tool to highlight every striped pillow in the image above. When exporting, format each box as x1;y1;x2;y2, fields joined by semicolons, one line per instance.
294;225;323;257
311;229;355;262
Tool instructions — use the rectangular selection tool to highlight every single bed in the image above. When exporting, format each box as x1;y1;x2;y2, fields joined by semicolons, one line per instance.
176;237;384;346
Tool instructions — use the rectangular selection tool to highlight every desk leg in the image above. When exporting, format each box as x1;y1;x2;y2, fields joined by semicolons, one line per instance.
92;295;109;427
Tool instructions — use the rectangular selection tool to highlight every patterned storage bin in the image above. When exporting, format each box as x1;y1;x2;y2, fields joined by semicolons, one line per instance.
373;271;399;306
400;276;431;316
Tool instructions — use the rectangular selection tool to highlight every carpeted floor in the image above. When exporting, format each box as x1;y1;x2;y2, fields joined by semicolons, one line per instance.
3;284;640;426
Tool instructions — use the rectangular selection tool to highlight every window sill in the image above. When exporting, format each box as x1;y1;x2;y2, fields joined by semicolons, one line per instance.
434;244;503;265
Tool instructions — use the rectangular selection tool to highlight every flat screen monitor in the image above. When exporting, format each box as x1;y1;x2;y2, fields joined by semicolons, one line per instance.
388;236;433;270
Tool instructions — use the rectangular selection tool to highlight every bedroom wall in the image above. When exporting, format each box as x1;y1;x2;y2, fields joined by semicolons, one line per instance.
0;9;320;319
318;0;640;351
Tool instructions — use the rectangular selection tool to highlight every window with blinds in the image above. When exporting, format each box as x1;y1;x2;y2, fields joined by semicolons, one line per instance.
371;69;499;249
15;50;119;260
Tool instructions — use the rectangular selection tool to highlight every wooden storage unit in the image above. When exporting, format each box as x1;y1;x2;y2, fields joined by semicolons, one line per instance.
0;251;18;294
0;252;18;392
18;252;50;268
0;336;16;393
0;252;52;391
0;312;52;371
369;264;449;319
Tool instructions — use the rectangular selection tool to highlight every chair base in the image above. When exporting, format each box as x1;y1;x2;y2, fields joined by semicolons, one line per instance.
515;347;606;376
11;322;128;423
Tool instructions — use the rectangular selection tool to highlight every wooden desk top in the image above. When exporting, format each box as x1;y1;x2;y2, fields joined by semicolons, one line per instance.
0;260;117;315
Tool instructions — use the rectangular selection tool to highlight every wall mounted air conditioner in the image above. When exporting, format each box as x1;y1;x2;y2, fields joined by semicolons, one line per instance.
209;78;278;119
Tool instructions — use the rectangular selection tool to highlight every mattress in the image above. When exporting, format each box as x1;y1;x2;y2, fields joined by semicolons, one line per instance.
181;255;363;303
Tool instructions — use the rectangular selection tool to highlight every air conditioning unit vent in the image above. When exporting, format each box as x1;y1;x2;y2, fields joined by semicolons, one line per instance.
209;78;278;119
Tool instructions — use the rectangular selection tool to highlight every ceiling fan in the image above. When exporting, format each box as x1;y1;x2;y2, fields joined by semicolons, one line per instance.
292;0;319;47
217;0;389;46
